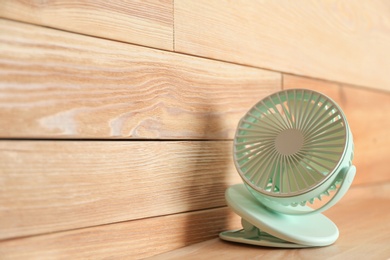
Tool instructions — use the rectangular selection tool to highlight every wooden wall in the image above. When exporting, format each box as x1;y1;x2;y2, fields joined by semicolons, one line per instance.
0;1;389;259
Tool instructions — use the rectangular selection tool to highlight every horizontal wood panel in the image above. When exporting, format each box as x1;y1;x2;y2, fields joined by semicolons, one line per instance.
175;0;390;91
0;0;173;50
284;75;390;186
0;19;280;139
0;141;241;240
148;183;390;259
0;207;241;259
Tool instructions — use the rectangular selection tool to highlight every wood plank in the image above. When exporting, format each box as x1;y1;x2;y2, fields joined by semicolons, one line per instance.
0;207;241;259
284;75;390;186
175;0;390;91
0;0;174;50
0;19;280;139
0;141;241;240
147;183;390;260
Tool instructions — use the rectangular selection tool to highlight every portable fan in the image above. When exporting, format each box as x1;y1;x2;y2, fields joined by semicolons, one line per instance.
220;89;356;247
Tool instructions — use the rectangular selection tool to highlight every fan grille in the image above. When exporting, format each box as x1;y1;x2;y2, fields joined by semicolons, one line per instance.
234;89;347;197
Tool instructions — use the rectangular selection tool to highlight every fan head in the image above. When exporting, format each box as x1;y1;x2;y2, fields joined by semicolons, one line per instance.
234;89;354;213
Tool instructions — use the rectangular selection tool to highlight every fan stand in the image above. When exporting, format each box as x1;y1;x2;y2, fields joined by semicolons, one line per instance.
219;184;339;248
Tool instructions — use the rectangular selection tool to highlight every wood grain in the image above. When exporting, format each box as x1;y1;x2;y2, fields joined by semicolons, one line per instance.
0;141;242;240
284;75;390;186
0;0;174;50
0;18;280;139
0;207;241;259
147;183;390;260
175;0;390;91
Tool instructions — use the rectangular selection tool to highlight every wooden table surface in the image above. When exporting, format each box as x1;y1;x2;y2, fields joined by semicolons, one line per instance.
148;182;390;259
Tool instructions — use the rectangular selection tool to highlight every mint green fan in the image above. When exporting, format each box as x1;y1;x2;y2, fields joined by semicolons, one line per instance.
220;89;356;248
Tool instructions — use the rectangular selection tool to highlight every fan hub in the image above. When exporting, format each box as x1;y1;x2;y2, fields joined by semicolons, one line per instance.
275;128;304;156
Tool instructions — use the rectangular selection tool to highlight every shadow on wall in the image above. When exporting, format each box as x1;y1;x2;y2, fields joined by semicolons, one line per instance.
183;101;234;247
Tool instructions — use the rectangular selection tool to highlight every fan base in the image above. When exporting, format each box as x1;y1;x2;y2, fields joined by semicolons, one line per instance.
220;184;339;248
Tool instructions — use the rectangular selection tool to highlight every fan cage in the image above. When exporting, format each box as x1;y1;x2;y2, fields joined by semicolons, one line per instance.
234;89;348;198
